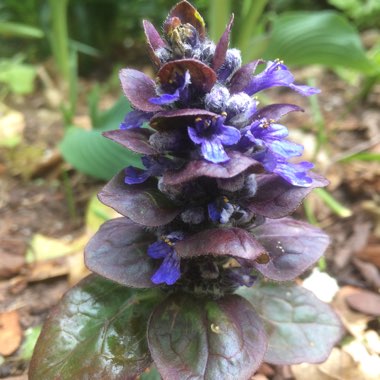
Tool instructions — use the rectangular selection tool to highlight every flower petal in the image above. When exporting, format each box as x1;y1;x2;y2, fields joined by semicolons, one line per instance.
119;110;153;130
124;166;150;184
147;241;172;259
268;140;304;158
151;250;181;285
274;161;314;187
187;126;204;144
289;83;320;96
149;90;180;105
245;67;294;95
218;125;241;146
201;139;229;163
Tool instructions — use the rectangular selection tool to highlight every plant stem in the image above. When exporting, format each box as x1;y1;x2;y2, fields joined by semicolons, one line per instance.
236;0;268;59
49;0;70;82
208;0;231;42
314;188;352;218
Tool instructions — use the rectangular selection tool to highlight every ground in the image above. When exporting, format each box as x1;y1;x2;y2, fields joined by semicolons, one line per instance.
0;65;379;379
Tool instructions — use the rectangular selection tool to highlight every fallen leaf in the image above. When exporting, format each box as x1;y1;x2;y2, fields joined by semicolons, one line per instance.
0;311;22;356
345;289;380;317
27;257;69;282
352;258;380;289
25;233;88;263
332;286;371;339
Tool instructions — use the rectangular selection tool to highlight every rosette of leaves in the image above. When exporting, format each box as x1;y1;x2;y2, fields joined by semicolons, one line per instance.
30;2;343;379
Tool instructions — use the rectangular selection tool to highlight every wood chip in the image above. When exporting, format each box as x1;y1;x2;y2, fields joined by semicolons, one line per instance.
0;310;22;356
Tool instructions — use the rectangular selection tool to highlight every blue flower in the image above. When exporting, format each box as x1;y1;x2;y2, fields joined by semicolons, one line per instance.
208;196;235;224
120;110;153;129
188;114;240;163
149;70;191;105
243;118;314;186
147;232;183;285
245;59;320;96
124;156;173;184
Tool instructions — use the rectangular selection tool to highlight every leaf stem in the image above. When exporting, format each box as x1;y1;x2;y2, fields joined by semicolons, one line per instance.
314;188;352;218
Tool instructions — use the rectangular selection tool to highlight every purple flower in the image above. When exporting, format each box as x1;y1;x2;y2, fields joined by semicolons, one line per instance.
241;118;314;187
147;232;184;285
244;59;320;96
208;196;234;224
188;114;240;163
149;70;191;105
124;156;173;184
120;110;153;130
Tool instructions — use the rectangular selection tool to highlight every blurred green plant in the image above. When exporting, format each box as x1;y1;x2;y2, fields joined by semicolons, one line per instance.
60;95;142;180
327;0;380;29
0;55;37;95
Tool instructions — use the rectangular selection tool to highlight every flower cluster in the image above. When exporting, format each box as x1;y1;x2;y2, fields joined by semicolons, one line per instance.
88;1;328;291
77;2;341;378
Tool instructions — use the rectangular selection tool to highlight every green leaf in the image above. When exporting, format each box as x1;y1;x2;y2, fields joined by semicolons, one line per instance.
60;97;143;180
29;275;163;380
148;293;267;380
263;11;375;73
238;281;344;365
20;326;42;360
0;60;36;94
0;21;44;38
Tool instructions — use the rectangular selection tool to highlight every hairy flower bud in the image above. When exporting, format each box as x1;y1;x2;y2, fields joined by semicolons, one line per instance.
204;85;230;113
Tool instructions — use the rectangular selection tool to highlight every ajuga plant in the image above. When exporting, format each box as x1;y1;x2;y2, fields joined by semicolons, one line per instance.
30;2;343;379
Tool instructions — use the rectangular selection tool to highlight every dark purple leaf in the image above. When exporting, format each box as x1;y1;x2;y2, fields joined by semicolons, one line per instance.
85;218;158;288
246;172;328;218
103;128;158;155
251;103;304;123
158;59;217;93
29;275;162;380
163;151;263;185
165;1;206;40
150;108;216;131
212;14;234;71
143;19;166;66
229;60;264;94
176;227;267;263
98;171;181;227
238;282;344;365
252;218;330;280
148;293;267;379
119;69;163;112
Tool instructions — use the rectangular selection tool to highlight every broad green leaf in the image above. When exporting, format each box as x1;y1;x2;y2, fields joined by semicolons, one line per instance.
148;293;267;380
238;282;344;365
29;275;163;380
60;96;143;180
263;11;375;73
